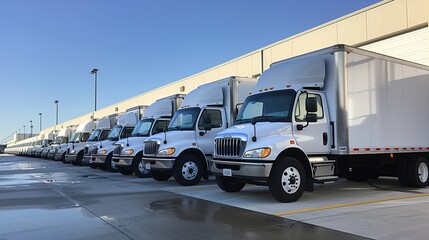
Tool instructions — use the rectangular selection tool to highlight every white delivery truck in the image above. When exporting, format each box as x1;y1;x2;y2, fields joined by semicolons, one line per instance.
112;94;185;177
28;134;44;157
66;118;112;166
54;122;92;163
48;128;73;160
37;132;54;158
143;77;257;185
210;44;429;202
89;111;139;171
83;115;116;167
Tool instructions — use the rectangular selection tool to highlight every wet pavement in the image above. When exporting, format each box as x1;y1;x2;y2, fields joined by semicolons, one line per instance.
0;154;371;240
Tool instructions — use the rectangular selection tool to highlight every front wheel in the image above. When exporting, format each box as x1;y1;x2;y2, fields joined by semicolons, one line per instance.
133;153;150;178
269;157;306;203
104;154;116;172
174;154;203;186
151;170;172;181
216;176;246;192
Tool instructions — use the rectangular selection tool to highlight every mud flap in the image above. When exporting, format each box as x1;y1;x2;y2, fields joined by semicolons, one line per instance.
305;176;314;192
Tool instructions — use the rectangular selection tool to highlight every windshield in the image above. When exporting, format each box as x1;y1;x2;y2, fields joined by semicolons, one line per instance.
168;107;201;131
131;119;154;137
54;136;68;144
107;126;123;141
236;89;296;124
69;132;81;143
88;129;101;142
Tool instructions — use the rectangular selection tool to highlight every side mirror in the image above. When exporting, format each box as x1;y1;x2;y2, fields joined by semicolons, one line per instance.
306;97;318;113
305;113;318;123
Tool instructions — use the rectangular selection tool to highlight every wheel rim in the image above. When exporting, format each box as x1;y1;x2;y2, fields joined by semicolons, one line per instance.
182;161;198;180
418;162;429;183
138;161;148;174
281;166;301;194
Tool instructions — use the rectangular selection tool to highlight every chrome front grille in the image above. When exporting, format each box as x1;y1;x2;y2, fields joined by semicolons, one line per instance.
113;145;123;155
215;138;245;157
144;141;159;155
90;147;98;155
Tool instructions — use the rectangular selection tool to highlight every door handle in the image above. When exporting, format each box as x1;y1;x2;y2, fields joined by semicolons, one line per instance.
323;132;328;146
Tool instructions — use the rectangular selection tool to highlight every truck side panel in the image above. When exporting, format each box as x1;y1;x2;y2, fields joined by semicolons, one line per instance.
347;52;429;152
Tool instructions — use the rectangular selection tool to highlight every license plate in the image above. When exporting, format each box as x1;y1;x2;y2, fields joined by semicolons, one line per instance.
145;163;151;170
223;168;232;177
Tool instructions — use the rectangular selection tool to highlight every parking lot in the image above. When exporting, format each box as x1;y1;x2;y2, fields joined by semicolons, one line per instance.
1;154;429;239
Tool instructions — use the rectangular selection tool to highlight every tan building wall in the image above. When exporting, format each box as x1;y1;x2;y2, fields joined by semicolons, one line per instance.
41;0;429;135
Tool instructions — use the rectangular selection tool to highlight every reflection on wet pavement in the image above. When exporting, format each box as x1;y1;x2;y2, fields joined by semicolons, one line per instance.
0;154;371;240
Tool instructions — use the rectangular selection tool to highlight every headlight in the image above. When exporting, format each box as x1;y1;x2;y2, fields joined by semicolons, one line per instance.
99;149;107;155
158;148;175;155
243;148;271;158
70;149;76;154
122;149;134;155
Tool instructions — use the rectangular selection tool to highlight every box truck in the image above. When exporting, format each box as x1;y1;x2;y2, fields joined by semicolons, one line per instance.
112;94;185;177
143;76;257;185
82;115;116;167
210;45;429;202
89;111;139;171
48;128;73;160
66;117;113;166
36;132;54;158
54;122;92;162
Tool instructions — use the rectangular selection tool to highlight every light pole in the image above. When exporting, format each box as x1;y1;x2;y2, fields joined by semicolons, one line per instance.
90;68;98;112
39;113;42;132
54;100;59;132
30;120;33;136
23;125;25;139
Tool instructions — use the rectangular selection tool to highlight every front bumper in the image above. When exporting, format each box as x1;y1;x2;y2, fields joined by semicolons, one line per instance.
92;155;107;165
210;158;274;178
112;155;133;168
53;152;65;161
65;154;78;163
83;155;93;164
142;157;176;170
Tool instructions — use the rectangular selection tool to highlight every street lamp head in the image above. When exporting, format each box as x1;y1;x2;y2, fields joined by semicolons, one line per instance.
54;100;59;104
39;112;42;116
90;68;98;74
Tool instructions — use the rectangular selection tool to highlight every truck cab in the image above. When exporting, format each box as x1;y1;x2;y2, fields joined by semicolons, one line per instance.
89;111;138;171
112;94;185;177
142;77;257;186
64;120;95;165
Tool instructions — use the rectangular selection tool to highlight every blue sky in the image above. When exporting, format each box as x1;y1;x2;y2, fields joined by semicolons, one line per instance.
0;0;381;142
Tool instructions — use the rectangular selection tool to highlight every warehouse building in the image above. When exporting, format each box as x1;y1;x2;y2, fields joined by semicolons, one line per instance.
33;0;429;136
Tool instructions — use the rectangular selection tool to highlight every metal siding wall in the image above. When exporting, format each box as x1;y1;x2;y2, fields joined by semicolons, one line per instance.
361;27;429;66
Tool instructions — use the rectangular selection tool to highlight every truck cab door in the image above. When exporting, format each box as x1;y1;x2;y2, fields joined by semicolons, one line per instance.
195;108;226;154
292;91;330;154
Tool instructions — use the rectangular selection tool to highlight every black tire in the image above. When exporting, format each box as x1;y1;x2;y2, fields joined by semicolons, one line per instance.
397;159;411;187
151;170;172;181
104;153;115;172
216;176;246;192
89;164;97;169
173;154;203;186
72;151;84;166
61;153;68;164
407;157;429;188
132;152;150;178
268;157;306;203
344;167;368;182
119;168;133;175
